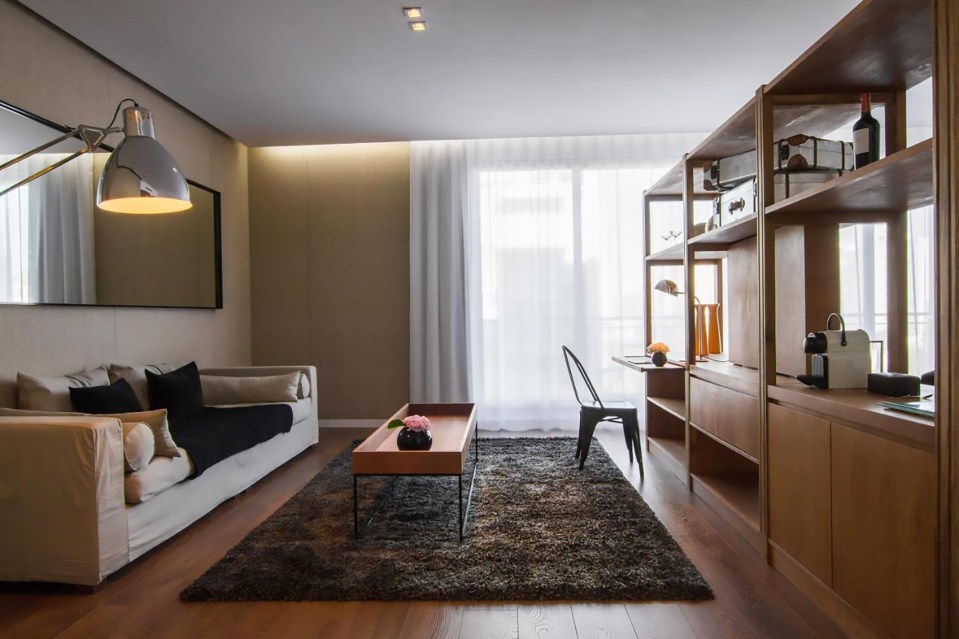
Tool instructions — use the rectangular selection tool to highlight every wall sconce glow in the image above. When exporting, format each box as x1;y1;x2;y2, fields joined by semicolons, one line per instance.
0;100;191;215
403;6;423;18
409;20;428;31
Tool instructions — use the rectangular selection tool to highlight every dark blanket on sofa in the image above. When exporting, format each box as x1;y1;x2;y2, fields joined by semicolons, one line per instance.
170;405;295;478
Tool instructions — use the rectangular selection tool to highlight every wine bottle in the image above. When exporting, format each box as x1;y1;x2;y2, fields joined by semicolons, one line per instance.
853;93;880;169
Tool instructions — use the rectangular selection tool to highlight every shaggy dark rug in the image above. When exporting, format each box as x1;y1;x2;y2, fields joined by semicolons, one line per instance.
180;437;712;602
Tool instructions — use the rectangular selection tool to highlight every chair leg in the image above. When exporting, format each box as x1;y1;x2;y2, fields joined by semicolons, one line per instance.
627;412;644;480
575;411;585;459
622;422;635;464
579;415;601;470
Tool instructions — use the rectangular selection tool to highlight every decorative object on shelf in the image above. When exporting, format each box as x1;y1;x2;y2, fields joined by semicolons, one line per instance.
853;93;880;169
389;414;433;450
702;303;722;354
660;230;681;243
0;99;191;214
797;313;872;390
705;212;721;232
703;134;853;192
647;343;670;367
867;372;920;397
652;279;722;359
691;222;706;237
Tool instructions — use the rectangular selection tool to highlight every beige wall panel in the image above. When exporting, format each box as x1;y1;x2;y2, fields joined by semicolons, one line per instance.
249;143;411;419
248;148;312;366
0;1;251;405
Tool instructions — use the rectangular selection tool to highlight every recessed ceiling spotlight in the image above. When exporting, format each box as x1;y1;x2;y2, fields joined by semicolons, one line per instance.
403;6;424;19
409;20;427;32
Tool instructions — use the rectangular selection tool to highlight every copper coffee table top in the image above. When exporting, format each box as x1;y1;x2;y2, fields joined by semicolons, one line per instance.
351;403;477;476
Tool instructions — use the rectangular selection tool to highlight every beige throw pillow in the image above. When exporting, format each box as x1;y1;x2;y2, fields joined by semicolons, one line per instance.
122;422;155;472
108;363;176;410
200;372;300;405
101;409;180;458
17;367;110;412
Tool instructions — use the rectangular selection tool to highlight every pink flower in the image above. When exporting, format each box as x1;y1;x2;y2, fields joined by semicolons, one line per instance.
402;414;431;432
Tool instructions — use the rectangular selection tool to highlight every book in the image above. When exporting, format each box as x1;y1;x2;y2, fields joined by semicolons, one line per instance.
882;397;935;418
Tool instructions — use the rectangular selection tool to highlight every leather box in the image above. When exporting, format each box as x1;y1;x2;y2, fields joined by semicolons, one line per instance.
867;372;920;397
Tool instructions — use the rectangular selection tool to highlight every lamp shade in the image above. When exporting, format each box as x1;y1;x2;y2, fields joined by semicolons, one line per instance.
653;279;683;296
96;106;191;214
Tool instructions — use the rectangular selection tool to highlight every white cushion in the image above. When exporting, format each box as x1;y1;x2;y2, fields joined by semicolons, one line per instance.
124;449;192;504
107;364;176;410
297;373;311;400
200;372;300;405
122;422;155;473
101;409;180;459
17;367;110;412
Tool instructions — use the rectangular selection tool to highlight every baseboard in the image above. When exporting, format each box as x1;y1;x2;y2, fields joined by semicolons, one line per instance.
318;419;381;430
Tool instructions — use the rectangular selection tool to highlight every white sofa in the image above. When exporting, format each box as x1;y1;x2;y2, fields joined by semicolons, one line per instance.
0;365;318;587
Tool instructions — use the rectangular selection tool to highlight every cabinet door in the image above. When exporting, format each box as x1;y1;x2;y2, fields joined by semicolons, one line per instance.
768;403;831;585
831;424;935;639
689;377;759;458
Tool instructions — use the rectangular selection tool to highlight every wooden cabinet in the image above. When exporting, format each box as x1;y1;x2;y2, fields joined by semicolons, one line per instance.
831;424;936;639
623;0;945;633
767;403;832;585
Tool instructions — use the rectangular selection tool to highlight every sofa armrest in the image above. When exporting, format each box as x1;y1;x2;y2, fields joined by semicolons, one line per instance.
0;417;129;586
199;365;318;417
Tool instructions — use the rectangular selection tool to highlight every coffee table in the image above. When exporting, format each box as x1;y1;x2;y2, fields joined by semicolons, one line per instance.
351;403;479;541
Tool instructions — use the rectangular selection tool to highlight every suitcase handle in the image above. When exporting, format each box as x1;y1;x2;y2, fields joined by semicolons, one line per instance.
728;198;746;213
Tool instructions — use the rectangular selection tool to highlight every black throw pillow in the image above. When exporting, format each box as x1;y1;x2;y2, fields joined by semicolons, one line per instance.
70;378;144;414
146;361;205;419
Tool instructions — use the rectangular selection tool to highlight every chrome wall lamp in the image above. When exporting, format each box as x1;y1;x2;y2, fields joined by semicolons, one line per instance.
0;99;191;214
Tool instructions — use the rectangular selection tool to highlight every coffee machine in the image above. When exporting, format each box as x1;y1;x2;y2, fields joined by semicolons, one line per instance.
797;313;871;390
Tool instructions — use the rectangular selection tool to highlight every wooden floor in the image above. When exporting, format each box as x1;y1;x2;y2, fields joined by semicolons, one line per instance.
0;427;853;639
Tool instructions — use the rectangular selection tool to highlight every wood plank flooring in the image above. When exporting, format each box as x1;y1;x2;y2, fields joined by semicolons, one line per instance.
0;427;855;639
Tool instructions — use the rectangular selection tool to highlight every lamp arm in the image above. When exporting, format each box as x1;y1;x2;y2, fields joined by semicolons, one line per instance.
0;124;120;199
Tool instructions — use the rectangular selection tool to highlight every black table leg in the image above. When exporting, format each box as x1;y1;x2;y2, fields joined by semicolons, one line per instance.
459;473;464;541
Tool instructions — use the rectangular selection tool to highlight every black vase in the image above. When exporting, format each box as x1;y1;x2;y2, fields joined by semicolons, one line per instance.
396;427;433;451
651;351;667;367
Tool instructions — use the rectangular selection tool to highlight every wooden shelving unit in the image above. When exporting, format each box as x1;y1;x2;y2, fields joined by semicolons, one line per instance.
619;1;944;635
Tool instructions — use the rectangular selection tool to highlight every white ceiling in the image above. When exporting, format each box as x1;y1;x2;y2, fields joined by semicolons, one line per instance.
20;0;876;147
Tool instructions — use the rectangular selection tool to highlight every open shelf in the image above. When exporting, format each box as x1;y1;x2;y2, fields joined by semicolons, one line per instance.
648;396;686;421
691;471;761;533
766;0;933;95
769;379;935;452
688;214;758;248
646;161;712;198
646;243;684;262
647;436;687;481
765;140;934;217
689;360;760;397
688;420;761;537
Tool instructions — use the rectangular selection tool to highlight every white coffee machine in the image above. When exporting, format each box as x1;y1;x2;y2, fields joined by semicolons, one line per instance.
797;313;871;390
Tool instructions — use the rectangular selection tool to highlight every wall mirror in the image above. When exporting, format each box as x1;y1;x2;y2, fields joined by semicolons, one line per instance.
0;100;222;309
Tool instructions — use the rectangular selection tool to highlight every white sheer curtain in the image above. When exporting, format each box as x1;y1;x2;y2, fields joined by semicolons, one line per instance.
0;154;96;304
410;133;704;431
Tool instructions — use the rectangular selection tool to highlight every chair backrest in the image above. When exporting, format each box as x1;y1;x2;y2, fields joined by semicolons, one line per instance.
562;345;604;409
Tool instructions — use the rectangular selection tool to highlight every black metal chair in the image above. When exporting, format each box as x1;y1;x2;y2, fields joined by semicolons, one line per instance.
562;345;643;477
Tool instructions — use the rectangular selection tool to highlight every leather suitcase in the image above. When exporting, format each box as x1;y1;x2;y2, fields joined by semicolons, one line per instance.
715;171;840;226
704;135;853;192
